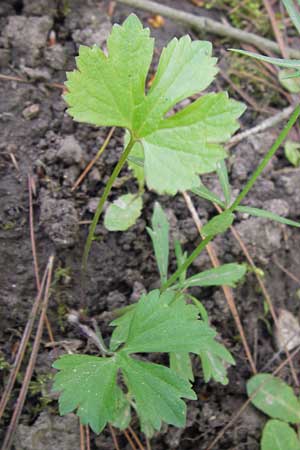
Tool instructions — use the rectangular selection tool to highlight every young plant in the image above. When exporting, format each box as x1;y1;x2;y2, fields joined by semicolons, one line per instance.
247;374;300;449
53;202;246;435
64;13;245;259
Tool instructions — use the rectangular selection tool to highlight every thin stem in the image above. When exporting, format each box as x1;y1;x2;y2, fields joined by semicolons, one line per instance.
163;106;300;291
229;104;300;212
162;235;212;290
83;135;136;268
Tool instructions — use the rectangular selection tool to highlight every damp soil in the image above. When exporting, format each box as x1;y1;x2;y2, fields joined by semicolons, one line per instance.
1;1;300;449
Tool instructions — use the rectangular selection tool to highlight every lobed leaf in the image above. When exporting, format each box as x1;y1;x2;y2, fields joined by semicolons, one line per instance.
169;352;194;382
66;15;245;195
199;339;235;385
52;355;118;433
118;352;196;435
247;374;300;423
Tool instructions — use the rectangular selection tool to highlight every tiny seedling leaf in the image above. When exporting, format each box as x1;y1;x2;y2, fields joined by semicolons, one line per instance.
182;263;246;288
147;202;169;284
122;290;216;354
236;205;300;228
284;140;300;167
52;355;118;433
202;211;234;237
216;160;231;206
66;14;245;195
247;374;300;423
199;339;235;385
104;194;143;231
261;420;300;450
118;352;196;435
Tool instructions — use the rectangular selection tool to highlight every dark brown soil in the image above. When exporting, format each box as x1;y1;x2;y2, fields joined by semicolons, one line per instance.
1;1;300;449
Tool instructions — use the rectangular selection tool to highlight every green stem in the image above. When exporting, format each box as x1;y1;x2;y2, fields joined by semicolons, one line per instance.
162;235;212;291
163;104;300;290
229;104;300;212
83;135;136;268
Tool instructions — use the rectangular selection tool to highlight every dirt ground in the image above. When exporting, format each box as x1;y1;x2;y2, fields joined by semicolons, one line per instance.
1;0;300;449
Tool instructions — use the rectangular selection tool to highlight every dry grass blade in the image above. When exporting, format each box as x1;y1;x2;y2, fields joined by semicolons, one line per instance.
124;429;138;450
71;127;115;192
273;256;300;285
206;344;300;450
214;203;299;387
28;175;55;345
0;265;49;419
109;424;121;450
1;255;54;450
263;0;289;58
85;425;90;450
128;426;145;450
183;192;257;374
80;423;85;450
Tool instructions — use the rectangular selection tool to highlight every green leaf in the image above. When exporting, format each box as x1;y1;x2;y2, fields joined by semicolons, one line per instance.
236;206;300;228
279;69;300;93
231;49;300;69
104;194;143;231
110;305;136;351
182;263;246;288
169;352;194;382
199;339;235;385
66;15;245;195
118;352;196;435
147;202;169;284
284;140;300;167
191;182;225;207
261;420;300;450
126;131;145;189
174;240;188;284
202;211;234;237
52;355;118;433
110;387;131;430
122;290;216;354
65;15;154;128
247;374;300;423
283;0;300;35
216;160;231;206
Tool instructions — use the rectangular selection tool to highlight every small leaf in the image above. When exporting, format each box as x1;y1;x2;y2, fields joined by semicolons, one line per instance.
170;352;194;381
216;160;231;206
236;205;300;228
284;140;300;167
122;290;216;354
147;202;169;284
202;211;234;237
174;240;188;284
279;69;300;93
199;339;235;385
104;194;143;231
247;374;300;423
118;352;196;435
261;420;300;450
191;182;225;207
52;355;118;433
230;49;300;69
182;263;246;288
283;0;300;35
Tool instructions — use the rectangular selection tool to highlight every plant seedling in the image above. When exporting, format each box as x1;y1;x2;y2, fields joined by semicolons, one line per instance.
247;373;300;449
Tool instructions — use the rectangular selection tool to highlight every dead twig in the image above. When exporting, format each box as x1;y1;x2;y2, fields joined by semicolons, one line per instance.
85;425;91;450
71;127;115;192
109;424;121;450
116;0;300;58
124;429;138;450
80;423;86;450
128;426;146;450
1;255;54;450
183;192;257;374
263;0;289;59
228;105;295;147
273;256;300;285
